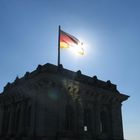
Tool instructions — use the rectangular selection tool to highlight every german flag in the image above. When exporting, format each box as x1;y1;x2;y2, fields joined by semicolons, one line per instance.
60;30;84;55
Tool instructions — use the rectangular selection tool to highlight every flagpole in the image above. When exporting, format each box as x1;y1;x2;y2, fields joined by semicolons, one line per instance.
58;25;61;66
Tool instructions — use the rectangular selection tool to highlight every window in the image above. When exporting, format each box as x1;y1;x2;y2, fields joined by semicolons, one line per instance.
84;109;92;131
84;125;87;131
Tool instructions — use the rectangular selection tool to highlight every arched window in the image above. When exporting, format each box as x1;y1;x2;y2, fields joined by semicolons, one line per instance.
65;105;74;131
100;110;108;133
84;109;92;131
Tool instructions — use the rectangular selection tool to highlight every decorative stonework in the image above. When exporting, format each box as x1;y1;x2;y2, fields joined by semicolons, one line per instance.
0;63;129;140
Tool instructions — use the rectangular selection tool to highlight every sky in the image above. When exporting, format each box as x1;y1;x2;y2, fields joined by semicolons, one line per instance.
0;0;140;139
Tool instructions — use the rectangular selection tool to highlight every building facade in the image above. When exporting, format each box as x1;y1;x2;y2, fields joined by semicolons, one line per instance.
0;63;129;140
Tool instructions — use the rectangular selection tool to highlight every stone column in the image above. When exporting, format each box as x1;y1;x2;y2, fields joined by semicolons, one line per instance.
75;99;83;134
94;102;101;136
9;104;16;136
0;105;4;136
27;99;34;137
18;102;26;136
30;98;36;137
91;103;96;135
111;103;124;140
15;104;20;137
7;105;13;136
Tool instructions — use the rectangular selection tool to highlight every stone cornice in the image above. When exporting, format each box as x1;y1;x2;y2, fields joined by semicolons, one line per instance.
0;63;118;93
0;63;129;103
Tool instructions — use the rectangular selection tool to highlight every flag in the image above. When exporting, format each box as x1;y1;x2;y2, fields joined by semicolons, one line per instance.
60;29;84;55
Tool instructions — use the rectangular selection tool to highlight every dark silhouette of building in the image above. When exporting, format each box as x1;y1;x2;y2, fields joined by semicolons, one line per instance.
0;63;129;140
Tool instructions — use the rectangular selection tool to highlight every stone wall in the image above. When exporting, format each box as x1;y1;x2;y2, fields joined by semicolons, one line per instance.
0;63;129;140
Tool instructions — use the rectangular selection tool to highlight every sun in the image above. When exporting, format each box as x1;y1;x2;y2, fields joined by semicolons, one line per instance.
69;43;85;56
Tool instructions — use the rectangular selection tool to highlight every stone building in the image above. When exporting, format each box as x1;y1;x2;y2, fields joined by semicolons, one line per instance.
0;63;129;140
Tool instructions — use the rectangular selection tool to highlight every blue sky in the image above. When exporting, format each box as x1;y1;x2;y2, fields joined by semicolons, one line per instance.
0;0;140;139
